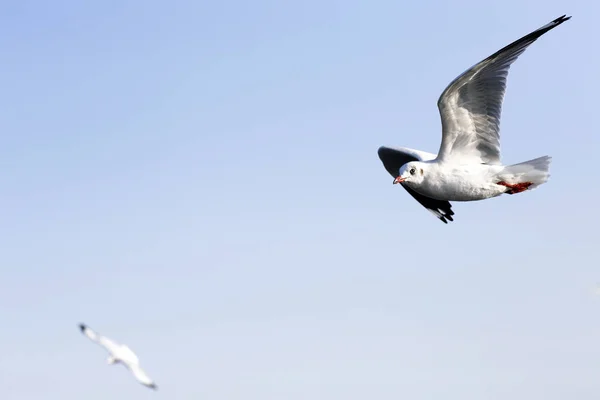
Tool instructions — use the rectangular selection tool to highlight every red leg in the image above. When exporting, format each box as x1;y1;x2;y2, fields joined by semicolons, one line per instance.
496;181;533;195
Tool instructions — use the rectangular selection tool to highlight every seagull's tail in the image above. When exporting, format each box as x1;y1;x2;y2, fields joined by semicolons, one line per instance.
497;156;552;193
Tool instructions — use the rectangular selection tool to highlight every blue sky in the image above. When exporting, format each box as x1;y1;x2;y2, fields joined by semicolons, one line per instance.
1;0;599;399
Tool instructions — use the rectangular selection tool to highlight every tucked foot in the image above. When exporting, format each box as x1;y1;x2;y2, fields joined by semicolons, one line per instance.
496;181;533;195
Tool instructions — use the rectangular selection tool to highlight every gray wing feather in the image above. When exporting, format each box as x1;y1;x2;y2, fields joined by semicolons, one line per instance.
436;15;571;164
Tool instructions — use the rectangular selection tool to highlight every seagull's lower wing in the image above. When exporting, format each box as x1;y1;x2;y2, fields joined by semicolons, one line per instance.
377;146;454;224
436;15;571;164
401;185;455;224
128;364;158;390
377;146;437;175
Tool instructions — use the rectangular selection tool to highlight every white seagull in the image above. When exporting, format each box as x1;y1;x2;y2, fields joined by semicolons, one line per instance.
378;15;570;223
79;323;158;390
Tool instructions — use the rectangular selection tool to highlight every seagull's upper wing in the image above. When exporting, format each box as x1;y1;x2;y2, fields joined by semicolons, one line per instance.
436;15;571;165
79;323;120;354
128;364;158;390
377;146;455;224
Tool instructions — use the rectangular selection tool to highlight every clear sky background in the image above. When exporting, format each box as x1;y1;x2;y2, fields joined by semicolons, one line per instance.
1;0;598;399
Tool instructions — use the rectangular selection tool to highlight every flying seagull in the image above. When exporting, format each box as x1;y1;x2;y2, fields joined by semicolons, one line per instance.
79;323;158;390
378;15;570;223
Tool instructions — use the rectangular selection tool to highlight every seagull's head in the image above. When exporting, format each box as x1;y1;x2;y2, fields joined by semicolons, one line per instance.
394;162;425;186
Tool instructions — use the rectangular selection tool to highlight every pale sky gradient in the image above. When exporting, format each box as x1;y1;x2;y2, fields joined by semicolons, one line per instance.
1;1;599;399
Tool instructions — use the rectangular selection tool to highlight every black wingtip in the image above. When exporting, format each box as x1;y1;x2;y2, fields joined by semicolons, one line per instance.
438;209;455;224
78;323;86;332
552;15;571;26
440;214;454;224
438;205;455;224
529;14;572;41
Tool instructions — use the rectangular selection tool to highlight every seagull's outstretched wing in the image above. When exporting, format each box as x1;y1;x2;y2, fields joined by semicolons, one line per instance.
128;364;158;390
79;323;119;354
377;146;455;224
436;15;571;165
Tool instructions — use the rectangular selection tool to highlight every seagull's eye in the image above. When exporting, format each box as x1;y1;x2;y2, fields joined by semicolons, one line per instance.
409;168;416;175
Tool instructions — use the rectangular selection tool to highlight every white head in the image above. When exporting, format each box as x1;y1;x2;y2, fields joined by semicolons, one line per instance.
393;161;426;186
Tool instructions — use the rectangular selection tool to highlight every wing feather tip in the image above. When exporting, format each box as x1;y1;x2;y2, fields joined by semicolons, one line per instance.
551;15;571;28
438;212;454;224
544;15;571;31
427;206;455;224
437;206;454;224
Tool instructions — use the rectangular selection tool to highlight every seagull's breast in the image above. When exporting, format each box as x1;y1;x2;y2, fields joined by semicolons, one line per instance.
412;163;505;202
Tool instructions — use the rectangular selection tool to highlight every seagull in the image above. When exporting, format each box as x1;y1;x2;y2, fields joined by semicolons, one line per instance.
79;323;158;390
378;15;570;223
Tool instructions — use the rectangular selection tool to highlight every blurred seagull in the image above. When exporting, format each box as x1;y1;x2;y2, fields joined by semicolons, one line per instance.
378;15;571;223
79;323;158;390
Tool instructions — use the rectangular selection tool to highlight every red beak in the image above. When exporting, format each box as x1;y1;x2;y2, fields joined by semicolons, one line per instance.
393;177;406;184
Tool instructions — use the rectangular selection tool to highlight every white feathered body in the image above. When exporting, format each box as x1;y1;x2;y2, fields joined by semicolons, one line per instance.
109;345;140;366
407;156;551;202
407;162;504;201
